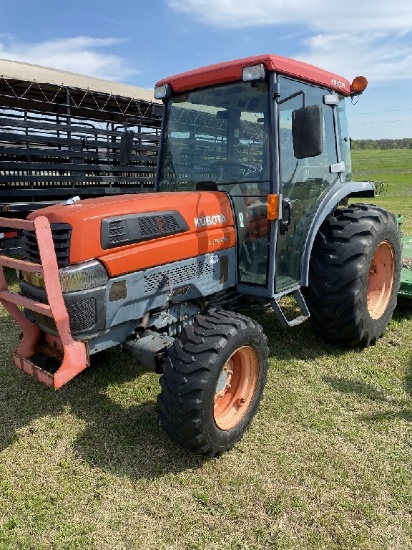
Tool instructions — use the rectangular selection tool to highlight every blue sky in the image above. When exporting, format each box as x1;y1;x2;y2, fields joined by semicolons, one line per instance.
1;0;412;139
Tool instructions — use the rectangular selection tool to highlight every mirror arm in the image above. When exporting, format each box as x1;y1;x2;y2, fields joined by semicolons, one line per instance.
277;90;306;108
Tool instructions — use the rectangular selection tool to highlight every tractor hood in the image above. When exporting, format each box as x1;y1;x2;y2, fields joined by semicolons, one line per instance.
28;192;235;276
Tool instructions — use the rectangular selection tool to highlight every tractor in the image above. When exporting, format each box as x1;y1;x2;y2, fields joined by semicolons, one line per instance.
0;54;402;456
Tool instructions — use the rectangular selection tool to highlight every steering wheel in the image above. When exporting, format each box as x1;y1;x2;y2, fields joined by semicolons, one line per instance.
210;160;261;181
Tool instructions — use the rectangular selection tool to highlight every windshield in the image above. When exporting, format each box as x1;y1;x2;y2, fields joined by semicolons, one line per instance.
158;81;270;193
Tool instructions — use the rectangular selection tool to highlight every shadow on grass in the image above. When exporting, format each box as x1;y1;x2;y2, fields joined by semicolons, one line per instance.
70;351;208;478
0;266;209;478
257;301;412;425
250;307;349;363
323;358;412;424
320;303;412;424
1;303;313;482
394;300;412;320
1;301;408;481
323;377;395;402
2;303;325;481
73;306;344;477
0;334;207;480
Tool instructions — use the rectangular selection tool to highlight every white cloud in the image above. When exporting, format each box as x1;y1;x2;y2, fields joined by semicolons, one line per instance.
298;32;412;82
167;0;412;82
0;36;138;81
167;0;412;32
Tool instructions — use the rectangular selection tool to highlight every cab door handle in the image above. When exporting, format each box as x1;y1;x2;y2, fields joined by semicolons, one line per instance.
280;199;292;235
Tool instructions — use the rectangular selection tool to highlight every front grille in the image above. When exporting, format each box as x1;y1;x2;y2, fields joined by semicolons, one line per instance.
108;220;126;245
144;261;214;293
66;298;96;333
102;211;189;249
22;223;72;267
138;214;182;238
31;297;96;335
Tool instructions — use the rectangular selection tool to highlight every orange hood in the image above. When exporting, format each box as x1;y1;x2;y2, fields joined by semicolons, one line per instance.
29;191;236;276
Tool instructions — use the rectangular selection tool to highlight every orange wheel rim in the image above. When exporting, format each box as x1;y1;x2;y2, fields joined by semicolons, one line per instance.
213;346;259;430
367;241;395;319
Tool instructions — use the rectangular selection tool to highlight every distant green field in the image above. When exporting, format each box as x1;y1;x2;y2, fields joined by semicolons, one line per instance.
0;150;411;549
352;148;412;175
352;148;412;232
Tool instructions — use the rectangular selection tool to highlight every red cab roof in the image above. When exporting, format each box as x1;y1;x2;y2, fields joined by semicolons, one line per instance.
156;53;351;96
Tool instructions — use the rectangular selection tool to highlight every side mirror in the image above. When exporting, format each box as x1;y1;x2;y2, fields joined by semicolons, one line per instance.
292;105;323;159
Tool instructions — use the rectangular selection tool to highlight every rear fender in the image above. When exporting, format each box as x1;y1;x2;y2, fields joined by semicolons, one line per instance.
300;181;375;287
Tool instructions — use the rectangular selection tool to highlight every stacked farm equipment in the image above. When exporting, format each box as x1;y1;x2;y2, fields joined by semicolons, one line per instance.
0;58;163;255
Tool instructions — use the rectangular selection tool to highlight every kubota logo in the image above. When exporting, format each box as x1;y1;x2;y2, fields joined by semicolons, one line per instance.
194;214;227;227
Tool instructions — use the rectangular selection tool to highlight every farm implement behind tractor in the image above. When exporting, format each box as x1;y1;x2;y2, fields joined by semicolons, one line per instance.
395;215;412;306
400;235;412;306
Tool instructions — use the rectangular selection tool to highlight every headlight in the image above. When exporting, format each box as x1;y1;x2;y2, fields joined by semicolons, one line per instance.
23;260;108;293
59;260;108;292
154;83;172;100
242;64;266;82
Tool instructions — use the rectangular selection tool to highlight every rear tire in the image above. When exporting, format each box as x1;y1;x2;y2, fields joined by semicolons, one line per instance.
304;204;401;347
157;310;269;456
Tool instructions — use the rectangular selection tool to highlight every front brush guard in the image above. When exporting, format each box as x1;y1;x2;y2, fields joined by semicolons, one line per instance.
0;216;88;389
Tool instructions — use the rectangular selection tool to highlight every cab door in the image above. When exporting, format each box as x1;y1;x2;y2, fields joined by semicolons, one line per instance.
275;76;341;292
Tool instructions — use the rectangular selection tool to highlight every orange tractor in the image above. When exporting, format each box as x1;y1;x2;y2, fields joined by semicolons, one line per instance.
0;54;401;455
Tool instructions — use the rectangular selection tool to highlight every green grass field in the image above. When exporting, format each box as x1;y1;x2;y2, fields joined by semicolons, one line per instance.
352;148;412;231
0;150;411;549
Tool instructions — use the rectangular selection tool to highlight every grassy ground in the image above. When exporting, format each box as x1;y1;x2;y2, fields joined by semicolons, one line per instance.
351;148;412;230
0;150;411;549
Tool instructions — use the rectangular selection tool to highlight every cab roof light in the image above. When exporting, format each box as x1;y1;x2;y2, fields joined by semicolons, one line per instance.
350;75;368;96
154;83;172;100
242;64;266;82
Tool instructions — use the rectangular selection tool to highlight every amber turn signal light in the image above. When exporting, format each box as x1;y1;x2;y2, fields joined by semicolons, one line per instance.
267;194;279;221
351;76;368;96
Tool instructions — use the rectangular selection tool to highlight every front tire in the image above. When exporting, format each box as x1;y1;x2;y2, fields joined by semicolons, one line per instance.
157;310;269;456
304;204;401;347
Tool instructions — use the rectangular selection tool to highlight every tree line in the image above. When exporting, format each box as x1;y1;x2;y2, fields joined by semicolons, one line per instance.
351;138;412;150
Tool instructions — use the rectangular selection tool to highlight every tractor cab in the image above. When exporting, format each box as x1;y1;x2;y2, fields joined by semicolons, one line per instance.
155;55;368;302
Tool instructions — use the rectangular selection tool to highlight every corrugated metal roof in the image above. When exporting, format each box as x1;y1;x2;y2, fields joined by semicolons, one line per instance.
0;58;156;102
